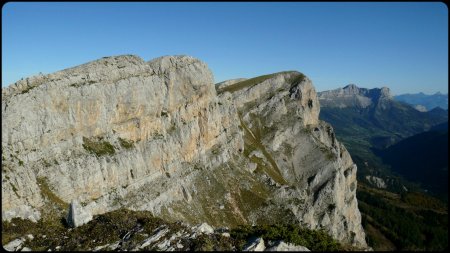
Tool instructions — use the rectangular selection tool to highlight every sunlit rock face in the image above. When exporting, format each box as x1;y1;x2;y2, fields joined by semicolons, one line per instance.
2;55;366;248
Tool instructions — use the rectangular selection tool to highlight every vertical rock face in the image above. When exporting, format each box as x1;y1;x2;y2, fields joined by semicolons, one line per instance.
222;72;366;247
66;200;93;228
2;55;366;248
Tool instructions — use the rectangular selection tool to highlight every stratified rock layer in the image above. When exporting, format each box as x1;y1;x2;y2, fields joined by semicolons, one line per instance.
2;55;366;248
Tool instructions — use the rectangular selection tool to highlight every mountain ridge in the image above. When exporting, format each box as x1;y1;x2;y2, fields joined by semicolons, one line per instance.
394;92;448;111
1;55;367;248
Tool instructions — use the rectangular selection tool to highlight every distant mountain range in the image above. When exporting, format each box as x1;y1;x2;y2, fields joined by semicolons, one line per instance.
318;84;448;250
318;84;448;149
317;84;448;193
394;92;448;111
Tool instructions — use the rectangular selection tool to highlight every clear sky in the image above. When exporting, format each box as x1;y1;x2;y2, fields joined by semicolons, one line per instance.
2;2;448;94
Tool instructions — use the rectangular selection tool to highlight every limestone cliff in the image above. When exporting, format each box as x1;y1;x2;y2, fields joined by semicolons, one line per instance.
2;55;366;248
219;72;366;247
317;84;392;109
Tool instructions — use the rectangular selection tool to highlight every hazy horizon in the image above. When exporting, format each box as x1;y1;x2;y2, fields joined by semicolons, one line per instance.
2;2;448;94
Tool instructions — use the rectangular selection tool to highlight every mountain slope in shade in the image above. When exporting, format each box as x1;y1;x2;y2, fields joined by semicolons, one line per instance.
394;92;448;111
374;124;448;200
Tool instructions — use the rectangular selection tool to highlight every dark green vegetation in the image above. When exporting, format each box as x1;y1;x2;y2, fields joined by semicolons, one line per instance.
320;101;447;150
118;137;135;149
69;80;96;88
2;209;348;251
357;183;448;251
394;92;448;110
36;177;67;210
19;86;36;94
375;124;448;200
2;209;164;251
231;224;347;251
82;136;116;156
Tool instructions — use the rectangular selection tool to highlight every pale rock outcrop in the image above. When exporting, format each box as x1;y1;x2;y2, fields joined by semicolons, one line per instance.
414;104;428;112
139;226;170;249
243;237;265;251
266;240;310;251
365;175;387;189
223;72;366;247
66;200;93;228
194;222;214;234
2;54;242;222
2;55;366;248
3;238;25;252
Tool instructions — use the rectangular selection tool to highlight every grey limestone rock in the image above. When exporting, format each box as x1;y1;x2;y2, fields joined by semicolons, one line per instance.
243;237;265;251
365;175;387;189
265;240;310;251
195;222;214;235
3;238;25;252
66;200;93;228
2;54;367;248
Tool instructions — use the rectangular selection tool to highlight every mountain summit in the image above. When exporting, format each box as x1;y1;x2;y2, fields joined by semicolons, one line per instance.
318;84;392;109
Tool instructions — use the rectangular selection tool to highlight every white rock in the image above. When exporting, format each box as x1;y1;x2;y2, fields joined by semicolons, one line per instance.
365;175;387;189
21;247;32;251
248;162;258;173
66;200;93;228
107;241;120;250
266;240;310;251
93;244;109;251
3;238;24;252
140;226;169;249
243;237;265;251
196;223;214;235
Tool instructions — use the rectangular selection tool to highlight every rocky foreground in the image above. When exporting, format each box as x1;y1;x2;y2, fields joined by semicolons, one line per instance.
2;208;353;251
2;55;367;249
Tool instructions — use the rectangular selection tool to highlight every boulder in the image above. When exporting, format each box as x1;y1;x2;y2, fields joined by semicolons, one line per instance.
195;223;214;235
266;240;310;251
3;238;25;252
66;200;93;228
243;237;265;251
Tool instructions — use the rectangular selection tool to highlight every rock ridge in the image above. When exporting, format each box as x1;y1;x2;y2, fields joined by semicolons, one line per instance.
318;84;392;109
2;55;367;248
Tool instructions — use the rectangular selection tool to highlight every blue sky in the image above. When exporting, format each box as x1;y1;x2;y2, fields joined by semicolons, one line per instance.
2;2;448;94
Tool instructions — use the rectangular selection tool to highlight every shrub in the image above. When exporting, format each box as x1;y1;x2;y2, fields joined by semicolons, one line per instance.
82;137;115;156
118;137;134;149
